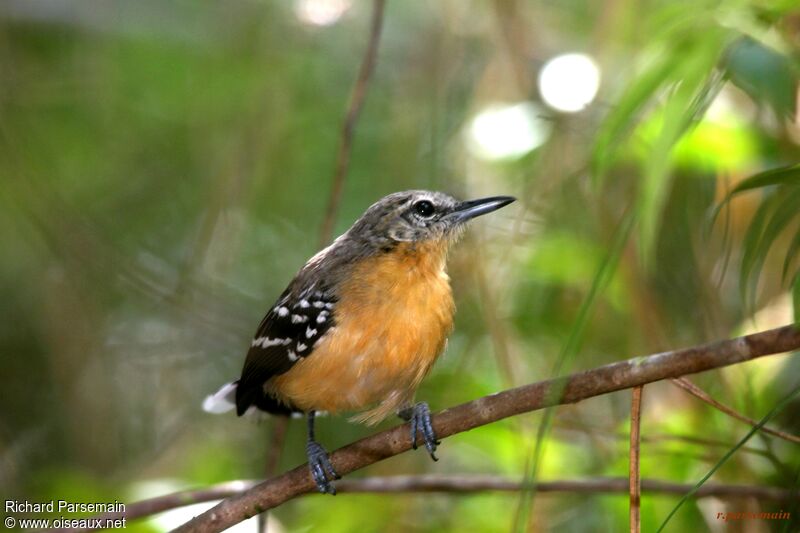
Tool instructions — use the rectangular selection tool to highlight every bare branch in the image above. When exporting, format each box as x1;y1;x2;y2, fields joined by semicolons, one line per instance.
109;481;258;525
629;386;643;533
670;376;800;444
74;475;799;530
317;0;386;247
334;476;798;500
171;324;800;533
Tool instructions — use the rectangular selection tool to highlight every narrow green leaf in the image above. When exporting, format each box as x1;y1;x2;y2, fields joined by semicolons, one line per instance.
741;187;800;308
710;165;800;241
794;274;800;326
638;39;727;267
730;164;800;195
591;50;685;185
782;230;800;283
656;382;800;533
513;210;637;532
726;37;799;119
739;192;782;310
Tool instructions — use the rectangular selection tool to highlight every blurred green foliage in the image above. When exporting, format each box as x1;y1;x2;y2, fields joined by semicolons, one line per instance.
1;1;800;532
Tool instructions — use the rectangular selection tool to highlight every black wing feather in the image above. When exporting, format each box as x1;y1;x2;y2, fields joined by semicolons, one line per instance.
236;286;337;415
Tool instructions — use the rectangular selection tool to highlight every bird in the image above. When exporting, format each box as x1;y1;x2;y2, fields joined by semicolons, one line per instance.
204;190;515;494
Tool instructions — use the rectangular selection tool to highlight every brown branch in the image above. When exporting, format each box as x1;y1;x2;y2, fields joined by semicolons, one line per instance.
670;376;800;444
118;481;258;525
629;386;643;533
171;324;800;533
335;476;798;500
74;475;799;530
317;0;386;247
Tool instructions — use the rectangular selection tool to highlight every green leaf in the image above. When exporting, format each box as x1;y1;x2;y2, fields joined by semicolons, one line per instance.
730;164;800;195
726;37;799;119
591;49;685;185
782;230;800;283
710;165;800;240
740;187;800;308
637;38;728;267
738;191;782;310
794;274;800;326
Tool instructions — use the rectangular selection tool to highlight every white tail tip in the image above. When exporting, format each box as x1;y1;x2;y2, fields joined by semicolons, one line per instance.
202;381;238;414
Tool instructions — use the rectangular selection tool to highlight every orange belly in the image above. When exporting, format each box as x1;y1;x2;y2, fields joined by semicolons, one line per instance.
269;241;454;424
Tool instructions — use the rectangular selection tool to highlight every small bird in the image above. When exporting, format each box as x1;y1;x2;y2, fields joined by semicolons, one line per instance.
204;190;515;494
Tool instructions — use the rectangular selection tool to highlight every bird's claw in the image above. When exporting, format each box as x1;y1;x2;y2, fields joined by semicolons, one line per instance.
306;440;339;494
408;402;440;461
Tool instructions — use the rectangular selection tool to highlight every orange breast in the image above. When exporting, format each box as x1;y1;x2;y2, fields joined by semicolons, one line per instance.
270;241;454;424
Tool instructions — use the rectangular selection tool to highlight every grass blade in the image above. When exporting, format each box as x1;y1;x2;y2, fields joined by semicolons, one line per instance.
512;209;637;532
730;164;800;195
794;274;800;326
740;187;800;309
591;51;685;185
656;382;800;533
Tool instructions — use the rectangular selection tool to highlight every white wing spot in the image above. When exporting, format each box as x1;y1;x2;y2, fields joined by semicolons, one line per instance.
306;326;317;338
297;343;307;352
287;349;298;362
292;314;308;324
252;337;287;348
299;299;310;308
312;301;325;308
317;314;327;323
277;306;289;317
282;338;292;345
324;302;334;310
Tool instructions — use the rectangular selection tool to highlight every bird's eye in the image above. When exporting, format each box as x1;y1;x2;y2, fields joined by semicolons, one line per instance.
413;200;435;217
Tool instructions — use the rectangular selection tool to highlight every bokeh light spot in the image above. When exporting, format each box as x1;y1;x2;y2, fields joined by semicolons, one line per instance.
466;102;551;161
538;53;601;113
294;0;352;27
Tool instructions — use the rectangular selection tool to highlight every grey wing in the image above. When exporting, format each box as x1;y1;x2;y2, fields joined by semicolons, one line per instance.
235;287;336;415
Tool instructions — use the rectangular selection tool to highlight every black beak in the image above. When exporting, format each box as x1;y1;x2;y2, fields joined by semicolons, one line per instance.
450;195;516;223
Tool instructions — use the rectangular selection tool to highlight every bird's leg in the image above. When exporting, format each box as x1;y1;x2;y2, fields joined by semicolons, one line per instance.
305;410;339;494
398;401;440;461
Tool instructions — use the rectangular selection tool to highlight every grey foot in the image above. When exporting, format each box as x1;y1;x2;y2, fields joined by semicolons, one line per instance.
306;440;339;495
400;401;440;461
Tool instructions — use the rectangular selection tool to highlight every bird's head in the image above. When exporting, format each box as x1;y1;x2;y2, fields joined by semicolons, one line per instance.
347;190;516;250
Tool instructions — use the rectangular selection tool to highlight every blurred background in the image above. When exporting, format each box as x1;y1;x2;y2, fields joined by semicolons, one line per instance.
1;0;799;531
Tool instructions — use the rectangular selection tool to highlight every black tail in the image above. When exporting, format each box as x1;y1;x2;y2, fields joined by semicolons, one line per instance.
235;379;298;416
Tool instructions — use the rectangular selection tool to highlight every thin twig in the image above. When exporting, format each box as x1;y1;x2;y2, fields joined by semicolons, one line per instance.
335;476;798;500
71;475;799;530
258;417;289;533
259;4;387;524
629;386;643;533
670;376;800;444
554;422;774;459
167;324;800;533
317;0;386;247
